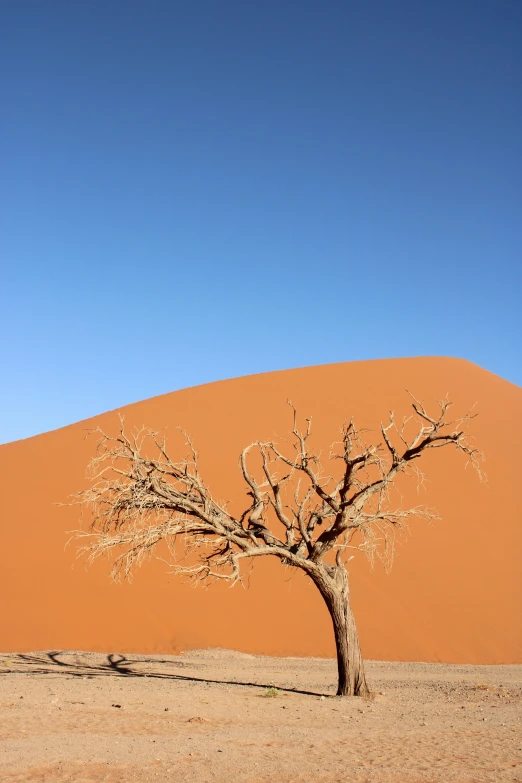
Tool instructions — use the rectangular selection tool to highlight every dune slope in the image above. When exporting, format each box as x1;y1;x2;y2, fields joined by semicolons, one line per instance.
0;357;520;663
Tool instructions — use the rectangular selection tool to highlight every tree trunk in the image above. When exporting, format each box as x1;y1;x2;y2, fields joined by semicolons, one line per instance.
311;566;369;697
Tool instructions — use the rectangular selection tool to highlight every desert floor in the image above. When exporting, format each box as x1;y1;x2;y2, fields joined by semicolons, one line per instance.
0;649;520;783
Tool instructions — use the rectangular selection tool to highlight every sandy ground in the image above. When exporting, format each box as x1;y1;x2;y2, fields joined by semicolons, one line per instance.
0;649;520;783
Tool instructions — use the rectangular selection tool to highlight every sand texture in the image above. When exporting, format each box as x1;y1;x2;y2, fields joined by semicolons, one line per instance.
0;357;521;663
0;649;521;782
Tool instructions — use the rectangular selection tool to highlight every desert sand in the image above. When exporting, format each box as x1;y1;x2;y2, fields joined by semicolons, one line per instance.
1;648;521;782
0;357;521;663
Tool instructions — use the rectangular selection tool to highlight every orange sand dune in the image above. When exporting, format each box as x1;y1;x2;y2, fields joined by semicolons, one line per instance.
0;357;520;663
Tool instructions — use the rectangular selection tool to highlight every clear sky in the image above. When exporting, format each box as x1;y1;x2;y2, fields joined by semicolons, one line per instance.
1;0;520;444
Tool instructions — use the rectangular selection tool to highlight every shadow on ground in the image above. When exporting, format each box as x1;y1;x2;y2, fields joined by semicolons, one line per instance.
0;651;326;697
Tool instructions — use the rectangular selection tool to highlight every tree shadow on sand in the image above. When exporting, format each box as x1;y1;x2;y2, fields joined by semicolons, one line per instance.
0;651;328;697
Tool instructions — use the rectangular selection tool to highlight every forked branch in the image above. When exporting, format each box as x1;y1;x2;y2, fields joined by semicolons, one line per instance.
71;396;484;583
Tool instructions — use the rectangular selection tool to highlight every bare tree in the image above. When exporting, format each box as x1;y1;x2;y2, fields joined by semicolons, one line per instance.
73;394;483;697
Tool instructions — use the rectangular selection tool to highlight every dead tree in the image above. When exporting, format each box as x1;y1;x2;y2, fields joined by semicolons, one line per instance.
73;394;483;697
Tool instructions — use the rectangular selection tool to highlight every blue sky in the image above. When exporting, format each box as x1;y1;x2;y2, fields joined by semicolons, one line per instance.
1;0;520;444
